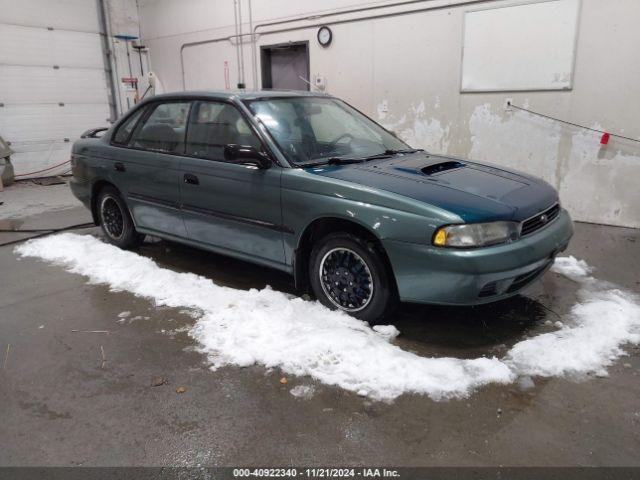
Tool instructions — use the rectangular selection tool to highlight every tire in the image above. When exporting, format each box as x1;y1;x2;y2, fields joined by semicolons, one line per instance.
309;232;398;324
96;186;144;249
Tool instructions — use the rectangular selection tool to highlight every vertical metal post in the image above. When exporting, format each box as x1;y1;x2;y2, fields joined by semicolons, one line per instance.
233;0;242;88
248;0;257;89
97;0;119;122
237;0;246;88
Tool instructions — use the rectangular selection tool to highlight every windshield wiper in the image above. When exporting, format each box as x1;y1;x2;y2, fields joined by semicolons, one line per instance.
327;157;364;165
301;149;423;168
384;148;424;155
357;149;425;162
301;157;365;168
358;153;393;161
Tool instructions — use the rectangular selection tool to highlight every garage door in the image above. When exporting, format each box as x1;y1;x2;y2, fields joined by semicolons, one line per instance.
0;0;111;178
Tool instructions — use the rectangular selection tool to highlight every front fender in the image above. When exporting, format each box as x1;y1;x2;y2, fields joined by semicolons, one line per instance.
281;168;460;264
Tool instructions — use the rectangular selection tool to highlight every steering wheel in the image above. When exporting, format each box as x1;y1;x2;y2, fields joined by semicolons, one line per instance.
329;133;354;147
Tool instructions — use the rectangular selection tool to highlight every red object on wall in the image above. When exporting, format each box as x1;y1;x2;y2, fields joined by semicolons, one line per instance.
600;132;610;145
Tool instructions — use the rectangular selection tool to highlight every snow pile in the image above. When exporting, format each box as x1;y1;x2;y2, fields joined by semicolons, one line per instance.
15;233;512;400
15;234;640;401
372;324;400;340
506;256;640;377
551;255;593;281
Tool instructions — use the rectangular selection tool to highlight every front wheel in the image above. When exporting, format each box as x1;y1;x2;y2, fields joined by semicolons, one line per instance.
309;232;397;324
97;186;144;249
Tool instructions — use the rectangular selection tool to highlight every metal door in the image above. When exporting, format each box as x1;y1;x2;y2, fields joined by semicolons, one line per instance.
261;42;310;91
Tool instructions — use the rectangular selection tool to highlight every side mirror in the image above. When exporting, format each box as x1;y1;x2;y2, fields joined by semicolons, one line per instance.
224;144;271;169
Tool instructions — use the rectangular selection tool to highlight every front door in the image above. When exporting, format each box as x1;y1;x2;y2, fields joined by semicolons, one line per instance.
179;100;285;267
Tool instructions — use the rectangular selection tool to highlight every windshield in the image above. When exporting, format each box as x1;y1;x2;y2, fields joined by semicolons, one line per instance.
245;97;410;166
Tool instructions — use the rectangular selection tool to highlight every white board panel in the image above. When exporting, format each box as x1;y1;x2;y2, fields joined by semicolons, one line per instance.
183;42;238;90
461;0;580;92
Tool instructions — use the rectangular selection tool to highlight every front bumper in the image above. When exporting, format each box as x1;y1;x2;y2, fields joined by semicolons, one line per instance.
383;208;574;305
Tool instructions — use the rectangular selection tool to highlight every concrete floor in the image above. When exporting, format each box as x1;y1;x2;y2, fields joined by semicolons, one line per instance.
0;180;81;220
0;184;639;467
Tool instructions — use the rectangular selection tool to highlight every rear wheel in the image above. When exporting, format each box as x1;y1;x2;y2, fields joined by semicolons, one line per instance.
309;232;397;324
97;186;144;249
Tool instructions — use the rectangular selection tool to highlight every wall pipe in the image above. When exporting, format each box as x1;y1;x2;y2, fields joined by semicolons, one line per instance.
179;0;498;90
237;0;246;87
248;0;257;89
232;0;242;87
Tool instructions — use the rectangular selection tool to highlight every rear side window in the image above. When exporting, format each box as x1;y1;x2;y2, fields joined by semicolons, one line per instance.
112;107;146;145
128;102;191;153
185;101;261;160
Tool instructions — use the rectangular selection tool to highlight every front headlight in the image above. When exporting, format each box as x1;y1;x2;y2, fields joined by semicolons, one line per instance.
432;221;519;248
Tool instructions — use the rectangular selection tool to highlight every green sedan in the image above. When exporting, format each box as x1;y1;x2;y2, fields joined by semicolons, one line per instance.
70;91;573;323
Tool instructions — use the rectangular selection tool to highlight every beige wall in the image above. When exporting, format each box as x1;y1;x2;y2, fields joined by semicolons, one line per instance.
138;0;640;228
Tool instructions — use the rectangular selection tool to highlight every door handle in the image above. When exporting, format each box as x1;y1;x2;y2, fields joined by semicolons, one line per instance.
183;173;199;185
114;162;126;172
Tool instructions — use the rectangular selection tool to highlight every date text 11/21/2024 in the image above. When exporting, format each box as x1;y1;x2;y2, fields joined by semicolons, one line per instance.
232;468;401;478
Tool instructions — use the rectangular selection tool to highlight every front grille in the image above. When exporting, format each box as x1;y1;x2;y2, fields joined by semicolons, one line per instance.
521;203;560;236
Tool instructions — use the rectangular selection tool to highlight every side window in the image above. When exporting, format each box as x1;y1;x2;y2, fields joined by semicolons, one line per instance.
112;107;146;145
128;102;190;153
185;101;261;160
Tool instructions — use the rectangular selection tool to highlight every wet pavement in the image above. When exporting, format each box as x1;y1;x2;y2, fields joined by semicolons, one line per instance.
1;205;639;466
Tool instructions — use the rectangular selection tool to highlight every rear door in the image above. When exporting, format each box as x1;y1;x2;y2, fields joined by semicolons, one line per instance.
179;100;285;266
107;100;190;238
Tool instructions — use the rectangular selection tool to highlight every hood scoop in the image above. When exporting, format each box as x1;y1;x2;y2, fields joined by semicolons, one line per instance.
420;161;465;176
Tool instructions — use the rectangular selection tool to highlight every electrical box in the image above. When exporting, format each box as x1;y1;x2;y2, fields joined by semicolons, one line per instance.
314;75;327;91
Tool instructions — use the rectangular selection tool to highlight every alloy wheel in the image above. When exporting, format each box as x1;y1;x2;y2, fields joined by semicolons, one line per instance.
318;247;374;312
101;196;124;240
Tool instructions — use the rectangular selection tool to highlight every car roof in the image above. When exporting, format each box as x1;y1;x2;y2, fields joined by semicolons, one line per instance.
147;90;332;102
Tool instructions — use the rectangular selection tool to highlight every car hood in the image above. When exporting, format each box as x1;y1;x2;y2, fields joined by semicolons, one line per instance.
306;152;558;222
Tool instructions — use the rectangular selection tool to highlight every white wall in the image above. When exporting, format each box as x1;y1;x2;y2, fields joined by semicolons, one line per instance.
138;0;640;228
